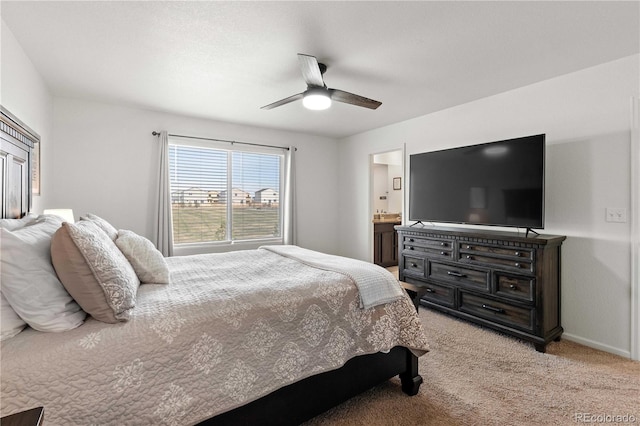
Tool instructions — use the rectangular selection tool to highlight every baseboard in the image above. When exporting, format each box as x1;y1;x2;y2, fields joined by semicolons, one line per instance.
562;333;631;359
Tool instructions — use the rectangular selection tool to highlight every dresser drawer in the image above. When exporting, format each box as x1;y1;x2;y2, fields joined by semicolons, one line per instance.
428;261;489;292
459;292;535;332
404;277;455;308
404;236;453;259
459;252;534;273
404;245;453;259
495;273;535;303
459;242;534;261
404;235;452;250
402;256;425;277
459;242;534;273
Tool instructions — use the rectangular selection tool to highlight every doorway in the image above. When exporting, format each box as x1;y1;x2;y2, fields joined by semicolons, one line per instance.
370;148;404;265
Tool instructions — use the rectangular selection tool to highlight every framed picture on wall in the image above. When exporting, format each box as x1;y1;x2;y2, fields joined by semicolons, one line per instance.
393;177;401;190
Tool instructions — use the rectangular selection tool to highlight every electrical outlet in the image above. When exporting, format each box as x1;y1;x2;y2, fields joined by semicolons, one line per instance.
605;208;627;223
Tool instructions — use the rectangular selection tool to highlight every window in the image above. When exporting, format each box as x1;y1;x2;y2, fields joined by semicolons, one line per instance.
169;141;283;245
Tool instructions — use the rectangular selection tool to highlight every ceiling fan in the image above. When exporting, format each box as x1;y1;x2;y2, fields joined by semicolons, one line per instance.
261;54;382;111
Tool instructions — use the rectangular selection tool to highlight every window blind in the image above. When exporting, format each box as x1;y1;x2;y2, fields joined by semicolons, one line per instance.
168;143;282;245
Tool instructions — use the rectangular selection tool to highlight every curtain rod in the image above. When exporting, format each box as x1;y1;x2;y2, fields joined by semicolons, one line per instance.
152;131;295;151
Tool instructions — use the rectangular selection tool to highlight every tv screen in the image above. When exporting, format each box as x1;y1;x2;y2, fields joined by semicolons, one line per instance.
409;134;545;229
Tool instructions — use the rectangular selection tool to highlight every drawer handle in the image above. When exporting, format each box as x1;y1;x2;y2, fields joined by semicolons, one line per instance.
411;263;418;268
515;262;520;268
409;238;414;242
409;246;414;250
509;284;518;290
466;245;471;249
466;255;472;260
425;288;435;293
440;251;446;255
515;251;520;256
447;271;466;278
440;242;446;247
482;304;505;314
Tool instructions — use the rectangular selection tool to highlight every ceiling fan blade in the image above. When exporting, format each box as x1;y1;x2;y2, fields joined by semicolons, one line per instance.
329;89;382;110
261;93;304;110
298;54;325;87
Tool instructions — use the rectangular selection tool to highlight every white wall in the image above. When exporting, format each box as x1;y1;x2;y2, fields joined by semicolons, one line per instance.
387;163;403;214
372;164;388;213
1;20;53;212
51;98;340;255
338;55;639;357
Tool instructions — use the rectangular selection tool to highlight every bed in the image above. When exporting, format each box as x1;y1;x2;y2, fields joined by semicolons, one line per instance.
0;106;428;425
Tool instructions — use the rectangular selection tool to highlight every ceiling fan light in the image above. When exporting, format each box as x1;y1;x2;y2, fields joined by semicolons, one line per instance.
303;89;332;110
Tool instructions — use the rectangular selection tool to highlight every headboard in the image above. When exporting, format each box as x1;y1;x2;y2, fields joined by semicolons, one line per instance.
0;106;39;219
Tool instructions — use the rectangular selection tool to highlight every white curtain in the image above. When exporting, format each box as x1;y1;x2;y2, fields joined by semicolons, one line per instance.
153;131;174;257
283;146;297;245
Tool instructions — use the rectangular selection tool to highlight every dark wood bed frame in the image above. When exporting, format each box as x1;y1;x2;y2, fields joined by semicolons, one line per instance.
0;105;423;425
200;346;422;425
1;106;36;219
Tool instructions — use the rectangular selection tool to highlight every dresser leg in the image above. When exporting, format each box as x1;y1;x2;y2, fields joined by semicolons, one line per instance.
534;343;546;353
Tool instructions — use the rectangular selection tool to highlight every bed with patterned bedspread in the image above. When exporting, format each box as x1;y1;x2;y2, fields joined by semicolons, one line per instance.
1;236;428;425
0;110;427;425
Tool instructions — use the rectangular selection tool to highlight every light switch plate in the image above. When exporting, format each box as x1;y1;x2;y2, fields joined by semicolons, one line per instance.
605;208;627;223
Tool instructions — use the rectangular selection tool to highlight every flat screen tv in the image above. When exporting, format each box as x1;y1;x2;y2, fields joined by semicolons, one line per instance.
409;134;545;230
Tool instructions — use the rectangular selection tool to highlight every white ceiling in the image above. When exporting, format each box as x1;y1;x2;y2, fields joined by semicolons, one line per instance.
2;1;638;139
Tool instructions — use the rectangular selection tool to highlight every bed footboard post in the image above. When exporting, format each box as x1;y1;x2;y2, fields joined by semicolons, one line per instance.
399;349;423;396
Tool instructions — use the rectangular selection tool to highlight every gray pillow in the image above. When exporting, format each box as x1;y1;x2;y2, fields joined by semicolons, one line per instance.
51;221;140;323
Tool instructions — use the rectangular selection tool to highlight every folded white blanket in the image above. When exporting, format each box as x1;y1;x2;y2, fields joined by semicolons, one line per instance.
260;245;404;309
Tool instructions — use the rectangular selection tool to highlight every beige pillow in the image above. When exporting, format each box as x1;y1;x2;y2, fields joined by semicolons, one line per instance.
80;213;118;241
115;230;170;284
51;221;140;323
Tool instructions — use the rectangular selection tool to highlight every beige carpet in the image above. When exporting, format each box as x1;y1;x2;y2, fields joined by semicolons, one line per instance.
305;307;640;425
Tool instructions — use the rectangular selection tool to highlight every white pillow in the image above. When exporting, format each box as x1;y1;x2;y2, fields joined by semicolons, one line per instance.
0;291;26;340
0;215;86;332
115;230;170;284
0;212;37;231
80;213;118;241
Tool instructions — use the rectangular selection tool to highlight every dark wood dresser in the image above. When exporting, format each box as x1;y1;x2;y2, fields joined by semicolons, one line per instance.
396;225;565;352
